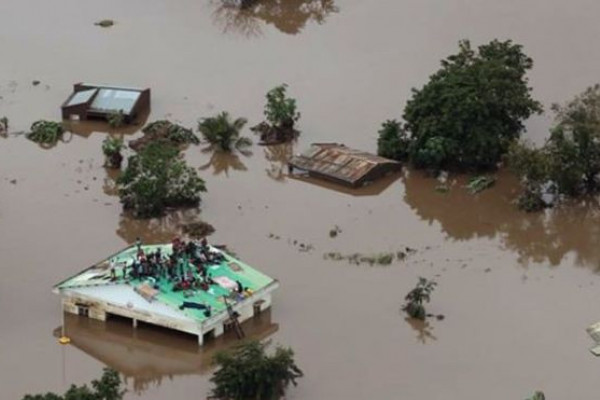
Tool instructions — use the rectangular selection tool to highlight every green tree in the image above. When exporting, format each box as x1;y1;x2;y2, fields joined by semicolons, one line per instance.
264;84;300;129
198;111;252;152
400;39;541;170
403;277;437;320
526;391;545;400
102;136;124;169
117;142;206;218
210;340;303;400
376;119;410;161
22;368;124;400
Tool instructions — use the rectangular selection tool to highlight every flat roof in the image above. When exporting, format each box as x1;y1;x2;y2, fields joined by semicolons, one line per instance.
55;243;276;324
90;88;141;114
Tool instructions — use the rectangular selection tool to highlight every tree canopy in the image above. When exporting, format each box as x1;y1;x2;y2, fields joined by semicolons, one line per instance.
210;340;303;400
22;368;124;400
378;39;541;171
198;112;252;153
509;84;600;211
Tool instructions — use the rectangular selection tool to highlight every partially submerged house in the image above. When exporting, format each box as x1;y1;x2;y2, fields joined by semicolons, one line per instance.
288;143;402;188
53;243;278;345
61;83;150;123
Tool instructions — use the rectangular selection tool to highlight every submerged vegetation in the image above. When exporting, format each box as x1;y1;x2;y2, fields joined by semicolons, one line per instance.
509;84;600;211
107;110;125;128
251;84;300;144
403;277;437;320
465;175;496;194
95;19;115;28
130;120;199;151
198;112;252;153
377;39;541;171
324;248;414;266
526;392;546;400
181;221;216;239
22;368;124;400
26;120;65;145
117;142;206;218
210;340;303;400
0;116;8;137
102;136;124;169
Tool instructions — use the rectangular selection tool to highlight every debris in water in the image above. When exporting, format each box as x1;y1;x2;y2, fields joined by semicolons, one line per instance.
435;184;449;193
324;250;403;266
95;19;115;28
181;221;216;238
32;80;40;86
0;117;8;136
329;225;342;238
466;175;495;194
9;179;17;184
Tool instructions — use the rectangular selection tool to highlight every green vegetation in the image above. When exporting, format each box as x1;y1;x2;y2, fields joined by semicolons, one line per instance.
129;120;198;151
117;142;206;218
465;175;496;194
102;136;124;169
210;340;303;400
107;110;125;128
251;84;300;144
509;84;600;211
95;19;115;28
0;117;8;137
26;120;65;145
526;392;545;400
198;111;251;152
403;277;437;320
323;251;404;266
377;119;410;161
22;368;124;400
378;40;541;171
181;221;216;239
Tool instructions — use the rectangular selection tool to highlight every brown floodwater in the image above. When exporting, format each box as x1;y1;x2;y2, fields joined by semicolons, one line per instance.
3;0;600;399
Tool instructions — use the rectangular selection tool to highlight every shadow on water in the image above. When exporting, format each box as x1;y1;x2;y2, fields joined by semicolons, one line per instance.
288;171;402;196
53;310;279;394
210;0;339;36
116;208;203;244
199;148;249;176
403;169;600;269
264;143;293;182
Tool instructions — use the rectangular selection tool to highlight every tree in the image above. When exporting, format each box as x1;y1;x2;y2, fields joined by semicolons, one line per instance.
117;142;206;218
22;368;125;400
376;119;410;161
198;112;252;152
526;391;545;400
251;84;300;144
130;120;199;152
102;136;124;169
210;340;303;400
403;277;437;320
508;84;600;210
396;40;541;170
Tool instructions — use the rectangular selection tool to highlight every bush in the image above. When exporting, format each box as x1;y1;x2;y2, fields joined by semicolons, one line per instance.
107;110;125;128
403;277;437;320
400;40;541;170
102;136;124;168
251;84;300;144
26;120;65;145
117;142;206;218
22;368;124;400
210;340;303;400
376;119;410;161
130;120;199;151
198;112;251;152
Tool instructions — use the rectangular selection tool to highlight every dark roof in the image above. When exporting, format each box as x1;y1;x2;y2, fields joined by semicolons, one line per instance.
289;143;401;186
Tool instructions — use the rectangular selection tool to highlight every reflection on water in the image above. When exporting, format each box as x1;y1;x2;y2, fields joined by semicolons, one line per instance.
211;0;339;36
404;317;437;344
403;169;600;269
199;148;249;176
116;208;203;244
103;167;121;197
289;171;402;196
63;112;149;138
53;311;278;394
264;143;293;181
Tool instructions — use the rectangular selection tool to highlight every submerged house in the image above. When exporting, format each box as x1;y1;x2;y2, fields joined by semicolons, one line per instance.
53;242;278;345
288;143;402;188
61;83;150;123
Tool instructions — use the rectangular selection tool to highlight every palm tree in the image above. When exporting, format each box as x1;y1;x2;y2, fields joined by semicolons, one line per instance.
198;112;252;153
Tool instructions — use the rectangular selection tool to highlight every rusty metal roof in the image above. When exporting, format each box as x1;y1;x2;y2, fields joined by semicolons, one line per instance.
289;143;400;185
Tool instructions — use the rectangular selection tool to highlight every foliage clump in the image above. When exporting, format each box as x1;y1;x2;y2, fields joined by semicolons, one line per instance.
117;142;206;218
210;340;303;400
508;84;600;211
26;120;65;145
403;277;437;320
181;221;216;239
107;110;125;128
378;39;542;171
95;19;115;28
130;120;199;151
251;84;300;144
526;391;545;400
465;175;496;194
198;112;252;152
0;117;8;137
22;368;124;400
102;136;124;169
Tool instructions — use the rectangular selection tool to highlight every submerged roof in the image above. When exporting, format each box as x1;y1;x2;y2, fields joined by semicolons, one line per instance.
289;143;401;186
54;244;276;324
61;83;149;116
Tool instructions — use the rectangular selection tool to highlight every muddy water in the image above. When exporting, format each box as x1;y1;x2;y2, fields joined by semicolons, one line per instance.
3;0;600;399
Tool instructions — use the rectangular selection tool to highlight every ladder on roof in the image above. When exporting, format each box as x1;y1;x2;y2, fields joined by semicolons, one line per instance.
223;296;245;339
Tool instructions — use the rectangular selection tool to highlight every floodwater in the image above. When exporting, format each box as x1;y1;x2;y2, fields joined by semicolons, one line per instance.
2;0;600;399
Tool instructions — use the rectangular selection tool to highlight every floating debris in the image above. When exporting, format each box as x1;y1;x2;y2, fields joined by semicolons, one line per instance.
324;251;397;266
0;117;8;136
466;175;495;194
32;80;41;86
434;184;449;193
329;225;342;238
26;120;65;145
95;19;115;28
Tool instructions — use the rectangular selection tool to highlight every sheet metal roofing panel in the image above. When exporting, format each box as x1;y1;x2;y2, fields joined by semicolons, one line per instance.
90;89;141;114
67;89;97;106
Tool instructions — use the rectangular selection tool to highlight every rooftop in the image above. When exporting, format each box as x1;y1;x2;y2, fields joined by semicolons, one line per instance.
54;243;276;325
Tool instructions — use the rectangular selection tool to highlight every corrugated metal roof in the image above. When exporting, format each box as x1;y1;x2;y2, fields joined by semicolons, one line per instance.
90;88;140;114
289;143;400;185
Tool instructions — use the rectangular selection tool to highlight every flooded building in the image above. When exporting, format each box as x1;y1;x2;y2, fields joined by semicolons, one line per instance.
288;143;402;188
53;243;279;345
61;83;150;123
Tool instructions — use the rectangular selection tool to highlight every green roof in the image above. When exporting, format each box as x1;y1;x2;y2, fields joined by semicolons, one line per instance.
55;244;276;323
